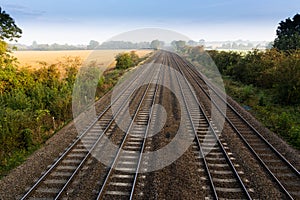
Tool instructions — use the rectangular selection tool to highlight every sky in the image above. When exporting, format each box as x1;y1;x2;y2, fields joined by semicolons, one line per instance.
1;0;300;45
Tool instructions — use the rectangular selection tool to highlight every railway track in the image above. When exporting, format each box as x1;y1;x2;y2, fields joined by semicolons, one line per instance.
165;53;253;199
95;56;163;199
20;53;162;199
19;50;299;199
170;51;300;199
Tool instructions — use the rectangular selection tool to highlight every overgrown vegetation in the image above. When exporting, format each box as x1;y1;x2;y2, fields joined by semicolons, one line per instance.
0;57;80;177
0;8;152;177
0;52;148;177
223;78;300;149
206;50;300;149
175;42;300;149
177;41;299;149
172;14;300;149
209;49;300;105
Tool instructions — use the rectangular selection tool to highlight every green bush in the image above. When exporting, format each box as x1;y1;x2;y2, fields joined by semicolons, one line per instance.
201;50;300;149
239;85;255;102
289;126;300;147
276;112;293;132
273;51;300;104
115;53;133;69
208;49;300;105
0;49;148;177
19;129;33;150
115;51;139;69
0;57;81;177
208;50;242;74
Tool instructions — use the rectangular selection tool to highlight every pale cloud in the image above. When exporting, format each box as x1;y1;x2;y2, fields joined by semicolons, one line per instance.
2;4;45;18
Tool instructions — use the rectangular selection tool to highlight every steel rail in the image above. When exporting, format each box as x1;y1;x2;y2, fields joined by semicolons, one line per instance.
96;60;161;199
20;54;157;200
129;55;165;200
54;62;158;199
164;53;219;199
180;53;299;177
174;52;298;199
170;52;252;200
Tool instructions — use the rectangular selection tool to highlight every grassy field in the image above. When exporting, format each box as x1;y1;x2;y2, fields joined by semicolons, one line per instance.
12;49;152;69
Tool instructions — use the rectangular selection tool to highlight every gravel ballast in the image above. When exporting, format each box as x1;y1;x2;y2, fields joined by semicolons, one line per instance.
1;51;299;199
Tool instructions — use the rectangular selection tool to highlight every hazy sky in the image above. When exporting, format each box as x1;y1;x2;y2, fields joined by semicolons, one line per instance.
1;0;299;45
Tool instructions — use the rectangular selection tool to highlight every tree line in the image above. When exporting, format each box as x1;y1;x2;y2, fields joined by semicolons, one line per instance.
13;40;166;51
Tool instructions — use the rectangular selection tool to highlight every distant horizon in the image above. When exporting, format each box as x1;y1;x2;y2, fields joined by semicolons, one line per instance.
2;0;298;45
9;28;277;46
12;39;272;46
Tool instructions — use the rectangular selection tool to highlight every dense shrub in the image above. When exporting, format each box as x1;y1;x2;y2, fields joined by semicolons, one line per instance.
273;51;300;104
207;49;300;105
0;49;149;177
0;57;80;176
115;51;139;69
207;50;241;74
202;49;300;149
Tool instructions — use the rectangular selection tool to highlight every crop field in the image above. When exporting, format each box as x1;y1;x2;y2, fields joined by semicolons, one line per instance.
12;49;152;69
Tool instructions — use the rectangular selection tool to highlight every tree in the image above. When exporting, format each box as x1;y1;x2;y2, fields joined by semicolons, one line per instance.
150;40;162;49
0;7;22;41
274;14;300;50
199;39;205;46
266;42;274;49
129;51;139;65
188;40;197;46
115;51;140;69
0;7;22;65
171;40;186;52
115;53;133;69
32;41;38;48
87;40;99;50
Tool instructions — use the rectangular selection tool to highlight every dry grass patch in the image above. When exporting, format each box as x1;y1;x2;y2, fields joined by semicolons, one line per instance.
13;49;153;70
